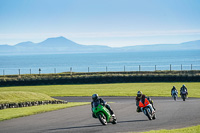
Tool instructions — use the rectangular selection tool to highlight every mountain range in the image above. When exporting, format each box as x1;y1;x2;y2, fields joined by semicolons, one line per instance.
0;36;200;55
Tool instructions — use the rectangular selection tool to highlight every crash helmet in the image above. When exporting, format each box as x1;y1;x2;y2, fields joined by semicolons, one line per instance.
137;91;142;98
182;85;185;87
92;94;99;101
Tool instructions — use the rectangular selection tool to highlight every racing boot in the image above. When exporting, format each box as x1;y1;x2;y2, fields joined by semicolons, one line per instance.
152;104;156;111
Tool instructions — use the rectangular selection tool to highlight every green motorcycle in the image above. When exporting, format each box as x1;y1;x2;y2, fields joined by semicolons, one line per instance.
92;103;117;125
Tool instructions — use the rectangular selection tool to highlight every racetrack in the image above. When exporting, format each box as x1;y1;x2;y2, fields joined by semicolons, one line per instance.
0;97;200;133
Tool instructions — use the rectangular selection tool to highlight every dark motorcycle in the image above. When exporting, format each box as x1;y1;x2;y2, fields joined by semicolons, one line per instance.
181;91;188;101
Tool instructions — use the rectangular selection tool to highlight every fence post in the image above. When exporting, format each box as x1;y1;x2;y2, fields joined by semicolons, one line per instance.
139;65;141;72
170;64;171;71
155;65;156;71
124;66;125;72
181;64;182;71
106;66;107;72
30;69;31;75
191;64;192;70
70;67;72;76
39;68;41;75
54;68;56;74
18;69;20;75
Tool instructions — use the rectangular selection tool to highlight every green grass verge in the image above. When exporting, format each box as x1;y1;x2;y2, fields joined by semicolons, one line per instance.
0;102;89;121
0;91;56;104
0;82;199;97
137;125;200;133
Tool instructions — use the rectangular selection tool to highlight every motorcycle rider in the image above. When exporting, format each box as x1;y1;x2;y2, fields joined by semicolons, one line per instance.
91;94;115;118
180;84;188;96
136;91;156;113
171;86;178;96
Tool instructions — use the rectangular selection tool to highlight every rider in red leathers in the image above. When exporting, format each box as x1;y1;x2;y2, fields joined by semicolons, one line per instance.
136;91;156;112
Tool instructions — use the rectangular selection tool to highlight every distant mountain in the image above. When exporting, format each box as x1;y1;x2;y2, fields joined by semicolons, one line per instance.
38;36;81;47
0;36;200;55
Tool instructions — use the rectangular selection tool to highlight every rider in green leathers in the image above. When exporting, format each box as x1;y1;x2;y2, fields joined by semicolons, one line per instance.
91;94;115;118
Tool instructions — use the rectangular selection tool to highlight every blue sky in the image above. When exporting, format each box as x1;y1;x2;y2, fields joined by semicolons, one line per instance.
0;0;200;47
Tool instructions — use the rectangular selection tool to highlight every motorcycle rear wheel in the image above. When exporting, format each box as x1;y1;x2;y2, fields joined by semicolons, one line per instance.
152;113;156;120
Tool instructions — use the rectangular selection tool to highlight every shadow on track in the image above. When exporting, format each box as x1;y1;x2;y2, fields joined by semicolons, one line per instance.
118;119;148;124
48;124;102;131
48;120;147;132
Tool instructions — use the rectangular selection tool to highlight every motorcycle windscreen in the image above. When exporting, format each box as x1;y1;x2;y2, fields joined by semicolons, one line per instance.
182;91;187;94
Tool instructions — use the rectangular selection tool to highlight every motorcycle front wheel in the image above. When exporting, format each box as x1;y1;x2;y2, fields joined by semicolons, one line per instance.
98;114;107;125
173;95;177;101
182;95;186;101
145;108;152;120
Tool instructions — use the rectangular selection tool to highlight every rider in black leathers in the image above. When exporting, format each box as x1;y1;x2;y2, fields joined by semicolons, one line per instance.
180;85;188;95
91;94;115;118
171;86;178;96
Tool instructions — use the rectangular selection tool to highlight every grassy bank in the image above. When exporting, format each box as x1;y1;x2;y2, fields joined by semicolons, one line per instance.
0;82;200;97
0;91;89;121
0;91;56;104
0;102;89;121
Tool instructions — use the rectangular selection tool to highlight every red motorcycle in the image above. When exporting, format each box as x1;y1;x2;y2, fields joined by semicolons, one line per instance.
138;98;156;120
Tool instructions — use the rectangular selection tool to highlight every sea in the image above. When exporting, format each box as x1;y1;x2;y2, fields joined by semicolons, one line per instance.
0;50;200;75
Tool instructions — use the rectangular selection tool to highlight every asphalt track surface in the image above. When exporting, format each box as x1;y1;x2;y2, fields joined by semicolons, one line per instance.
0;97;200;133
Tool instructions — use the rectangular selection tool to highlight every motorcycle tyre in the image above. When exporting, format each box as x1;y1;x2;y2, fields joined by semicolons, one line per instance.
145;108;152;120
174;96;177;101
98;114;107;125
152;113;156;120
182;95;186;101
183;97;185;101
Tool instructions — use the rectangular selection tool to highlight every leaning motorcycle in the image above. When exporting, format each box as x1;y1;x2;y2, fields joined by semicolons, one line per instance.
92;102;117;125
172;90;178;101
138;98;156;120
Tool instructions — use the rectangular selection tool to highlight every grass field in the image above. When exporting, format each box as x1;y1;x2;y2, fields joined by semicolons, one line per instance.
0;102;89;121
138;124;200;133
0;82;199;97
